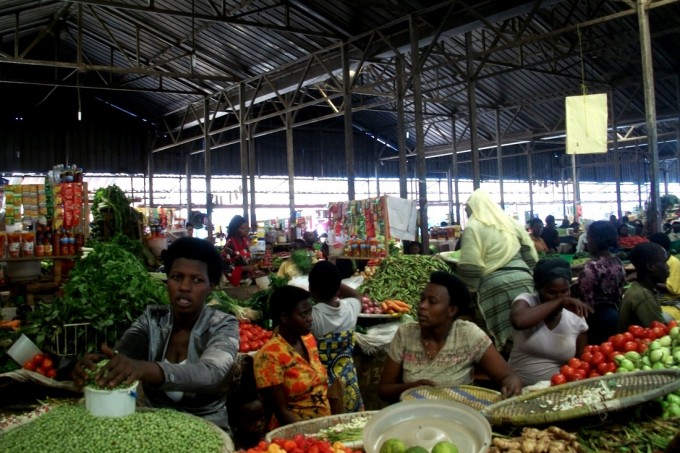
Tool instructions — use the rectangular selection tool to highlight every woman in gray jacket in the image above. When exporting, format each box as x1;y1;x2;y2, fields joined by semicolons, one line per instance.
73;237;240;433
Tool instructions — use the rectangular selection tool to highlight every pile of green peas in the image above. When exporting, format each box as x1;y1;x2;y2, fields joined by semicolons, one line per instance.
0;405;226;452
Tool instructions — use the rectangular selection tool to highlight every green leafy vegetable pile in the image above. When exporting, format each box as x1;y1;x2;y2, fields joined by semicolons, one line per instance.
25;241;168;354
89;185;143;244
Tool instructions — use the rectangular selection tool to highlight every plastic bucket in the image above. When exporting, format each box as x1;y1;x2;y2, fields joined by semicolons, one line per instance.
7;334;41;366
84;381;139;417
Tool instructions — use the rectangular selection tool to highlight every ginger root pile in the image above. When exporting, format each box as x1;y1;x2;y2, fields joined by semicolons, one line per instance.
490;426;585;453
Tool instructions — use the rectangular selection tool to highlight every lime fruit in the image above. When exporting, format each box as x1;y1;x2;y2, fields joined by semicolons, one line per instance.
379;439;407;453
431;440;459;453
404;447;428;453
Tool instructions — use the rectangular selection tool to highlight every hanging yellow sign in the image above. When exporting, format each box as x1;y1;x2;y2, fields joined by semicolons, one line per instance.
565;93;608;154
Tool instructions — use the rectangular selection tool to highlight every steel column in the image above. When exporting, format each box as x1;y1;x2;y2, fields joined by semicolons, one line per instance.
638;0;661;232
342;44;355;201
396;56;408;199
286;103;296;241
411;16;429;251
249;126;257;228
185;154;192;215
571;154;579;223
204;97;213;241
611;89;622;219
466;32;480;189
676;75;680;184
527;145;534;219
451;115;460;224
239;83;249;222
496;108;504;209
147;150;154;207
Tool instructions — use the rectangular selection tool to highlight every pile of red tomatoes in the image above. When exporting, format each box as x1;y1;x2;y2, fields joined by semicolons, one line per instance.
238;319;273;353
23;353;57;378
550;320;677;386
241;435;360;453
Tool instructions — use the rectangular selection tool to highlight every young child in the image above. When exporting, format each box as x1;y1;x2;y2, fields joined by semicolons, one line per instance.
308;261;364;413
618;242;669;331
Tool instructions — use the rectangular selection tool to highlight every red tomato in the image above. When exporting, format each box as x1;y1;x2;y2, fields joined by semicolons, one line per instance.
588;370;601;378
600;342;614;355
42;358;54;369
606;362;618;373
611;334;627;350
668;320;679;329
551;373;567;385
623;341;639;352
651;327;667;339
23;359;37;371
580;352;593;364
46;368;57;379
591;351;605;366
590;351;606;367
650;320;667;331
578;361;591;373
590;345;600;355
574;368;588;381
597;362;610;374
32;353;45;367
637;343;649;354
568;357;581;369
628;325;645;338
583;345;595;354
560;365;575;376
621;332;634;343
36;366;48;376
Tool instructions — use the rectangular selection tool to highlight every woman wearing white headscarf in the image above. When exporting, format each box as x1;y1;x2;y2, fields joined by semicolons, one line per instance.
456;189;538;354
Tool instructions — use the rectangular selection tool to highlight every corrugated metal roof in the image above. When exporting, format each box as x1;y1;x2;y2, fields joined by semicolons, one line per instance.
0;0;678;181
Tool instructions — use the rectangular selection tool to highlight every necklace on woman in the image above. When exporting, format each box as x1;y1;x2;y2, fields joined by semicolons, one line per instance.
422;338;440;360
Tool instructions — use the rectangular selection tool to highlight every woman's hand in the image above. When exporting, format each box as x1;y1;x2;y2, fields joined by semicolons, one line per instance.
560;297;593;318
72;352;106;389
500;373;523;398
92;344;145;389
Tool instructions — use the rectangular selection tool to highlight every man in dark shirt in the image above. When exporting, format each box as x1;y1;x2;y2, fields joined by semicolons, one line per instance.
540;215;560;252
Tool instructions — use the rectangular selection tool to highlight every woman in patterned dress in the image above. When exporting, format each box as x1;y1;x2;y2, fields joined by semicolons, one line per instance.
378;271;522;403
254;285;331;429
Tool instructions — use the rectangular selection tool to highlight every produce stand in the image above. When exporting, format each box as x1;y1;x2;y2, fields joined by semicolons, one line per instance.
327;195;417;263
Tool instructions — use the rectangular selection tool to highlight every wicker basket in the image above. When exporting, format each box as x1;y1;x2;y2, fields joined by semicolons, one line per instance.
400;385;500;411
481;369;680;426
265;411;377;447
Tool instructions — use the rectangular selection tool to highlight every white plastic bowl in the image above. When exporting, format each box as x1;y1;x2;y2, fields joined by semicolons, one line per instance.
255;276;270;290
84;381;139;417
7;334;41;366
362;400;492;453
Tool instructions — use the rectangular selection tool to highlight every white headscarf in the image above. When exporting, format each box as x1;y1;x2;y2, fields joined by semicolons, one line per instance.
461;189;537;273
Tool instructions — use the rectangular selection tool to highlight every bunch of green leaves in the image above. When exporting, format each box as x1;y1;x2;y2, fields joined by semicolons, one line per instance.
25;241;168;354
240;274;288;326
89;185;142;244
291;249;314;274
